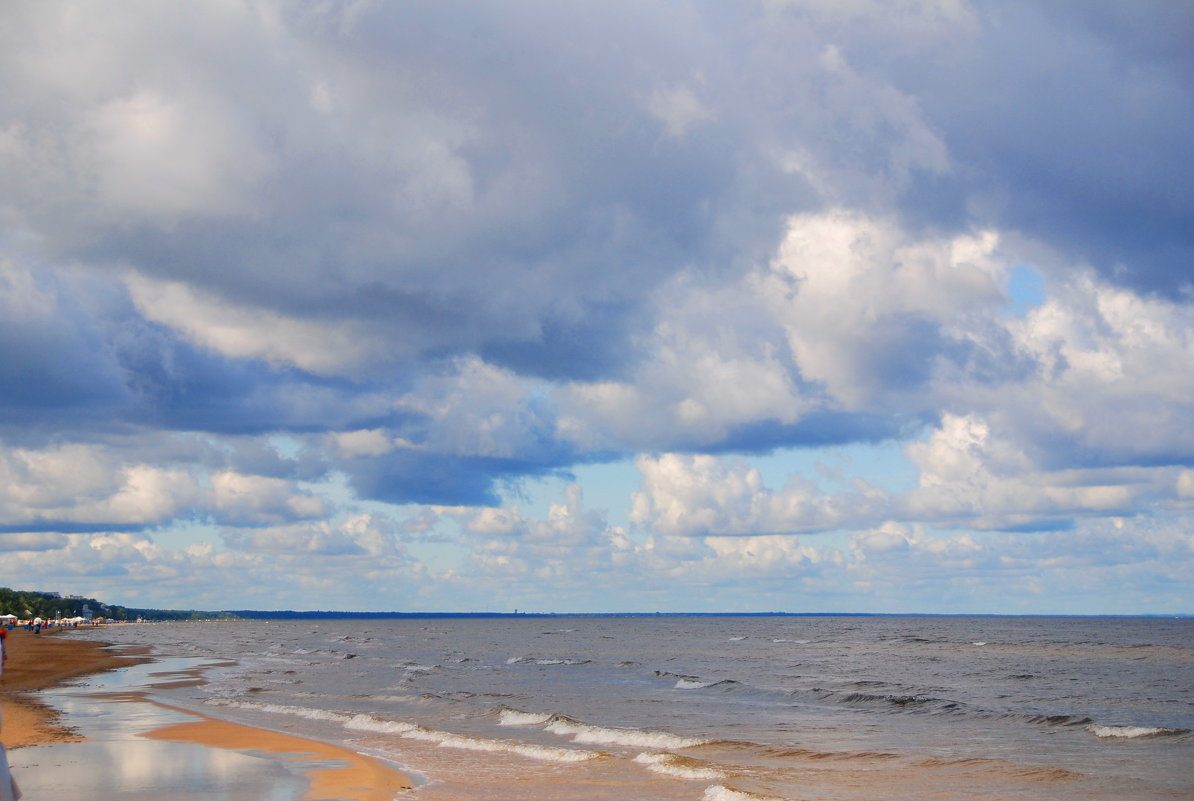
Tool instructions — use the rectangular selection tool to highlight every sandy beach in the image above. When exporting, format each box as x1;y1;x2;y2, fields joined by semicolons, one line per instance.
1;627;149;748
1;628;413;801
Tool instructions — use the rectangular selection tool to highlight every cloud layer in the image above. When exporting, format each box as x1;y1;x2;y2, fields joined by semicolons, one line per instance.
1;1;1191;612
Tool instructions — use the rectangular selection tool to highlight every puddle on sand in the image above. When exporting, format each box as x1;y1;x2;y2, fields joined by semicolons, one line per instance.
6;657;306;801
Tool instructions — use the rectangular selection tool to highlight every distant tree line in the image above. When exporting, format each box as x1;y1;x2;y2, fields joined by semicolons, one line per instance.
0;588;239;622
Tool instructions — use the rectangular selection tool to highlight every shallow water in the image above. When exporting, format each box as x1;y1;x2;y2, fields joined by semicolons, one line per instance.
9;656;307;801
73;615;1193;801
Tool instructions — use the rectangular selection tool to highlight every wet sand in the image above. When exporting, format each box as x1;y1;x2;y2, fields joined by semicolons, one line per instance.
0;627;149;747
1;628;413;801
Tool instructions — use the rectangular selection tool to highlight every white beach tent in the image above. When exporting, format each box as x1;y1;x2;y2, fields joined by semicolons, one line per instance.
0;615;16;621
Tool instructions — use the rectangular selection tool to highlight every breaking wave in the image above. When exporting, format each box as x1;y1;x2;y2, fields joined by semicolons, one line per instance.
1087;724;1191;740
497;709;554;726
545;716;710;749
345;714;599;762
634;752;726;780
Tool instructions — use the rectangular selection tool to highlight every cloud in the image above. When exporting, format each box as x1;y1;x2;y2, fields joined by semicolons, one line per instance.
125;273;374;375
0;443;202;529
0;440;330;532
629;453;886;537
0;1;1190;612
222;514;400;558
647;85;714;139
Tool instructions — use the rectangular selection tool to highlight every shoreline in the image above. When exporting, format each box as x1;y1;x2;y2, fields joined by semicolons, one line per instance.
0;627;151;748
1;627;414;801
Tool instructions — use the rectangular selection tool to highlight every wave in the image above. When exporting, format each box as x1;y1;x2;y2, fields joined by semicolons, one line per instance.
211;699;600;763
675;679;715;690
493;707;710;750
1027;714;1093;728
634;752;726;780
497;709;554;727
545;716;710;749
344;714;600;762
506;656;591;666
703;785;790;801
674;679;740;691
759;745;901;762
837;691;952;711
1087;723;1191;740
656;670;699;681
211;699;354;723
917;757;1082;782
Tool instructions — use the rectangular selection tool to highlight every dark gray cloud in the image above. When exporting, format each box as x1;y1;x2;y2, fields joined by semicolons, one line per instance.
832;0;1194;296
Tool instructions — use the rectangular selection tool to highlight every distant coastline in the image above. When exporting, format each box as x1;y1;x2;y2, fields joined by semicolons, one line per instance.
221;610;1193;620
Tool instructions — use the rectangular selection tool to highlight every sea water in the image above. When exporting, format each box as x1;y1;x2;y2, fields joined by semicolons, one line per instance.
73;615;1192;801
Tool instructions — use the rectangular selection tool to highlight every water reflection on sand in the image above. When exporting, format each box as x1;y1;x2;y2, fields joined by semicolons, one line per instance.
8;658;307;801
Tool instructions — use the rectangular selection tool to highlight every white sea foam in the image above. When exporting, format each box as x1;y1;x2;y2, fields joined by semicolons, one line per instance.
703;785;789;801
498;709;554;726
728;636;747;641
545;719;709;749
212;699;354;723
675;679;716;690
368;694;426;704
346;714;599;762
635;752;725;780
1087;724;1181;739
972;641;987;647
505;655;588;666
345;714;417;734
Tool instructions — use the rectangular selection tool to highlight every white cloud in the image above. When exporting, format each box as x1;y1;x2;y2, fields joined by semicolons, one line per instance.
761;210;1003;407
331;429;398;458
996;274;1194;461
125;273;375;374
85;88;268;223
629;453;882;536
210;471;325;525
0;443;202;527
646;85;713;138
222;514;399;558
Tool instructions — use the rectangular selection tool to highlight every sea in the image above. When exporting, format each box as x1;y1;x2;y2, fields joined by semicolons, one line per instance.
70;615;1192;801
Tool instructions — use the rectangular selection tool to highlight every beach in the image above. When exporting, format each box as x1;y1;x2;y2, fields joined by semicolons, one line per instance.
1;628;413;801
1;628;151;747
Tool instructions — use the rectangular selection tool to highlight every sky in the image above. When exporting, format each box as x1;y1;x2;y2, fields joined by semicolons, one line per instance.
1;1;1192;614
